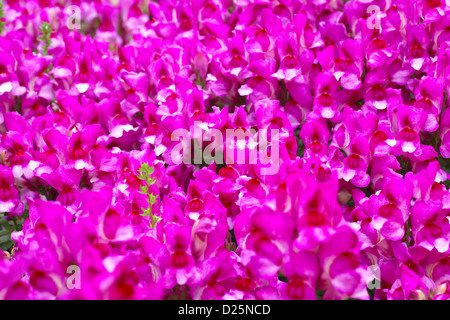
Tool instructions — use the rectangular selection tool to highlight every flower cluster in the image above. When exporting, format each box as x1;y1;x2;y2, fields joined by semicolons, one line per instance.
1;0;450;300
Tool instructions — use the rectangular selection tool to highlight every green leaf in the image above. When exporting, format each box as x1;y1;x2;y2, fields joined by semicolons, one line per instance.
0;230;13;251
315;289;325;300
0;216;12;230
277;272;288;283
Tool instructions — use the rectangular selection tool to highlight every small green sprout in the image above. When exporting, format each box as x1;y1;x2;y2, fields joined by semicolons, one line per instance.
39;22;54;56
137;163;159;228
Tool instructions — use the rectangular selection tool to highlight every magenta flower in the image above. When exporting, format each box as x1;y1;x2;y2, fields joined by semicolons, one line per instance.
0;165;22;214
395;104;427;154
0;51;24;96
2;0;450;302
310;72;339;120
300;119;330;159
342;135;370;188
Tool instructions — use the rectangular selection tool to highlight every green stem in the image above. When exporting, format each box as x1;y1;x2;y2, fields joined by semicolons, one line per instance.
0;1;5;35
12;216;17;231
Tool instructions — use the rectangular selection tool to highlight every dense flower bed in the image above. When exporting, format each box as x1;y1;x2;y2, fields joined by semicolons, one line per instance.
1;0;450;300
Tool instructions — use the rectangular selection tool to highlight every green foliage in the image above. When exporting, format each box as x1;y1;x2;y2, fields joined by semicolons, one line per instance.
228;0;235;14
137;163;159;228
0;204;29;252
39;22;54;56
396;155;411;177
315;289;325;300
294;127;305;158
167;284;189;300
225;229;237;251
195;70;206;88
0;223;14;251
277;272;288;283
0;1;6;35
14;96;22;115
